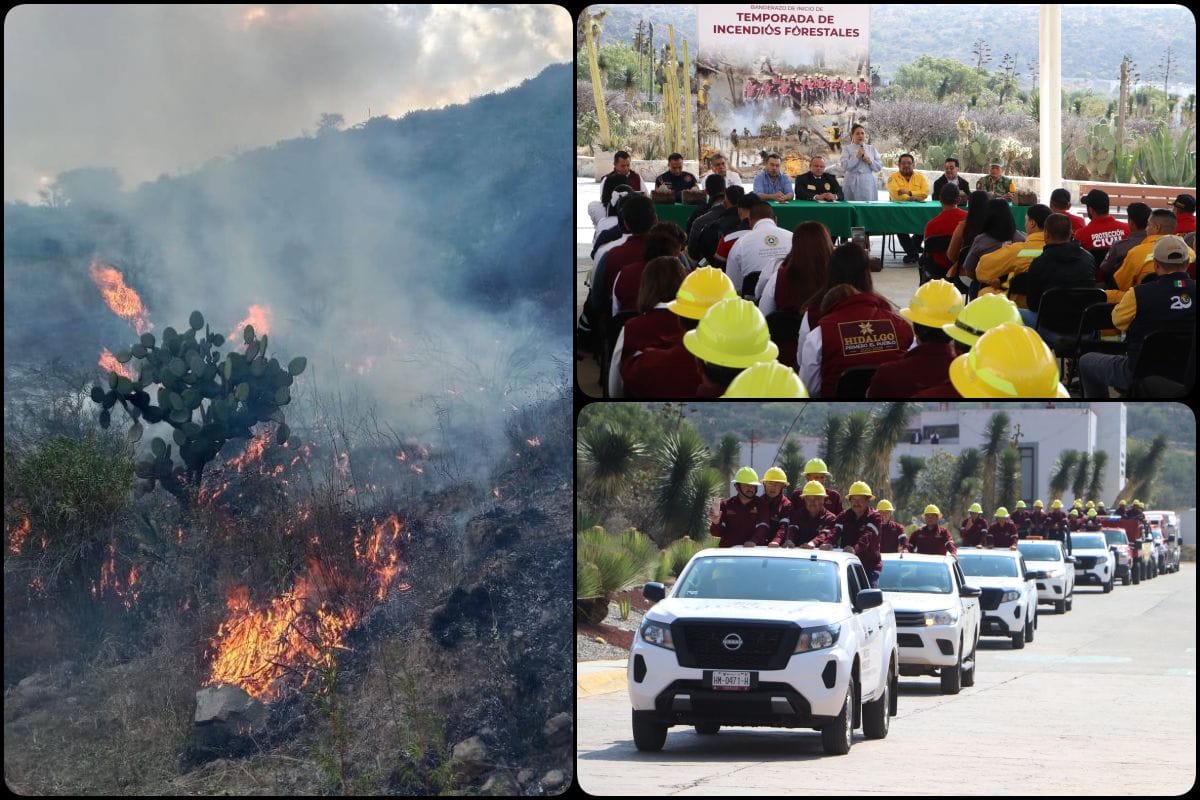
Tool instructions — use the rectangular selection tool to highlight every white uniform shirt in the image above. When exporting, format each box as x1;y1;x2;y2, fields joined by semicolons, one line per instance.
699;169;745;188
725;219;792;297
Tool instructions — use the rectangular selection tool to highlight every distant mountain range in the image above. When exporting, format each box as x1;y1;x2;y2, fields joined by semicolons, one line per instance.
590;5;1195;91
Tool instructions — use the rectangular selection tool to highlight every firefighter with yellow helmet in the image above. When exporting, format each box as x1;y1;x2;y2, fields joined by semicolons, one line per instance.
1083;508;1103;532
1068;508;1083;532
988;507;1019;548
789;457;842;516
876;499;908;553
908;504;958;555
959;502;989;547
708;466;771;547
760;466;794;545
802;480;883;585
772;479;837;548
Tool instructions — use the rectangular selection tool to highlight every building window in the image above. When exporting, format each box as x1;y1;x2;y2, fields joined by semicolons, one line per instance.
1020;446;1036;501
923;424;959;443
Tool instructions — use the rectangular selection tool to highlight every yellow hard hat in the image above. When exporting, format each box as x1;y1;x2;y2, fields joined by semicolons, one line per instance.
1086;500;1095;508
1069;509;1079;517
733;466;761;485
876;499;895;512
668;267;738;320
949;323;1070;398
1051;499;1063;509
762;466;789;484
943;293;1023;348
1034;500;1044;508
683;298;779;368
923;504;941;516
847;480;873;498
1015;500;1026;509
1073;499;1083;508
1087;509;1097;518
800;480;827;498
994;507;1010;518
900;279;965;329
1116;499;1126;506
968;502;982;514
803;458;830;476
1133;499;1143;508
723;360;809;398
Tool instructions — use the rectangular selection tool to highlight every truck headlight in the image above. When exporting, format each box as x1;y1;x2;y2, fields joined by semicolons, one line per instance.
925;609;959;626
795;624;840;653
1001;590;1021;603
1044;568;1063;579
640;620;674;650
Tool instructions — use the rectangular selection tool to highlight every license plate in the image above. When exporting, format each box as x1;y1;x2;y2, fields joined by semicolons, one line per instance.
711;671;752;690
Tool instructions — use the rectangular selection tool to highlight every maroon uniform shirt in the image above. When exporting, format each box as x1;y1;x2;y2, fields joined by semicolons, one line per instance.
959;516;989;547
780;504;837;547
812;508;883;574
1045;510;1069;533
1068;516;1083;531
878;519;908;553
619;309;685;371
987;520;1019;548
1010;508;1030;529
601;234;648;304
621;341;702;398
908;525;958;556
764;493;794;544
866;343;957;398
787;486;843;518
709;494;771;547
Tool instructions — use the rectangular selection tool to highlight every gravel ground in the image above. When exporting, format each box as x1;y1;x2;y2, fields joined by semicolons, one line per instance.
576;600;644;661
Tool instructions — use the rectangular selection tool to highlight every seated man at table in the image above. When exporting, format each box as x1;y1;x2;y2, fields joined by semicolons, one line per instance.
932;157;970;206
887;153;929;263
1108;208;1195;302
923;184;968;277
975;203;1052;308
976;161;1016;202
753;153;794;202
726;200;793;297
699;152;744;189
1079;236;1196;397
794;155;843;201
1010;213;1097;333
655;152;698;203
685;173;726;240
1049;188;1086;239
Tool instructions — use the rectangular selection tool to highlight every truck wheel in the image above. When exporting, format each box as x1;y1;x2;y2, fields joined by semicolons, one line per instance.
1133;562;1141;584
1103;576;1113;593
1011;628;1026;649
1122;570;1131;586
862;670;891;739
1024;615;1035;643
961;636;977;688
632;711;667;752
821;685;854;755
1055;597;1066;614
940;647;963;695
694;722;720;735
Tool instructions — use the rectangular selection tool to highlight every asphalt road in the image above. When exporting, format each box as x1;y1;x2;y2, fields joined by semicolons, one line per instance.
576;563;1196;796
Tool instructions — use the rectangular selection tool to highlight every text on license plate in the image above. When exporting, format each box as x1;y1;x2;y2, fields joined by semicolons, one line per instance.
712;670;751;690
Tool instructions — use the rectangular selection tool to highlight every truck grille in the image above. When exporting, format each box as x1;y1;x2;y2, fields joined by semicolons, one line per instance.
1075;555;1100;569
672;621;798;671
979;587;1004;611
894;611;927;627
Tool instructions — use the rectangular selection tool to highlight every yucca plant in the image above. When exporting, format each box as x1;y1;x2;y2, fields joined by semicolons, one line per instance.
862;403;915;500
576;526;658;625
778;440;806;490
1087;451;1109;503
578;422;645;505
894;455;925;518
979;411;1011;513
837;411;871;484
997;448;1021;511
711;434;740;486
653;429;718;545
665;534;718;578
1049;450;1080;501
1072;451;1092;504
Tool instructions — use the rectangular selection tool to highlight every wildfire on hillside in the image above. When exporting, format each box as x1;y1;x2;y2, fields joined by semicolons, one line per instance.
231;304;273;339
8;517;31;554
91;540;141;610
98;347;137;380
89;259;152;334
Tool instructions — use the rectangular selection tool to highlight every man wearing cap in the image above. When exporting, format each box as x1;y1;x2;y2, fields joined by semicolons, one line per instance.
725;200;793;298
1077;189;1130;252
1099;203;1151;283
908;505;958;555
773;480;837;547
1011;213;1098;333
804;481;883;585
976;204;1052;307
959;503;989;548
655;152;697;203
876;500;908;553
793;155;844;202
1174;194;1196;236
791;458;843;516
753;153;795;202
684;297;779;398
987;508;1019;548
867;279;961;397
761;467;795;545
1048;189;1087;238
976;162;1016;202
708;467;772;547
698;152;743;190
1079;235;1197;397
1109;209;1195;302
932;158;971;207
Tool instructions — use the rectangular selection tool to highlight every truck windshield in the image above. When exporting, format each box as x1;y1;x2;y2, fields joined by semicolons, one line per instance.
1101;530;1127;548
878;561;952;593
676;556;840;602
956;554;1019;578
1017;542;1062;561
1069;533;1107;550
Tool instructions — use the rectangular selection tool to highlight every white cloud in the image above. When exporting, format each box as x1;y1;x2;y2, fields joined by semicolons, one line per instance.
3;4;570;201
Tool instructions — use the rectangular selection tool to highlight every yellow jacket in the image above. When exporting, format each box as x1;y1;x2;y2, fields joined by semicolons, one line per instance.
975;232;1045;308
1107;234;1195;302
887;171;929;202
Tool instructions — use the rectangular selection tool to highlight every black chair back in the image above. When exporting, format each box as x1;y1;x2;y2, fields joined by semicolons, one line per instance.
917;235;954;284
835;365;878;398
741;271;761;299
1035;287;1108;336
766;310;804;368
1130;329;1194;384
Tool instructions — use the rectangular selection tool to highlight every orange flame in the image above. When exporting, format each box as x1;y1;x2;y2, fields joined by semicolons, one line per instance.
231;304;273;339
226;432;270;472
8;517;31;554
89;259;152;334
98;347;136;380
91;540;140;610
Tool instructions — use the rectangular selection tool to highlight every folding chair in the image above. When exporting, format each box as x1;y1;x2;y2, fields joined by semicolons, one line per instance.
1127;329;1194;397
765;310;804;368
1054;301;1118;390
1033;287;1107;376
740;271;761;299
917;235;954;285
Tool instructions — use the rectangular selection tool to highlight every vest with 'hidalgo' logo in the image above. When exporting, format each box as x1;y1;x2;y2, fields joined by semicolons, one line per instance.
818;292;915;397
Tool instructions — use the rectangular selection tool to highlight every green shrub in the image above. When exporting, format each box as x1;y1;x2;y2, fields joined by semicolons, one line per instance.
11;434;134;534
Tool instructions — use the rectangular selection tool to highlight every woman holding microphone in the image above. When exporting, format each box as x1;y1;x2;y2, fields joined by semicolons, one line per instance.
840;123;882;202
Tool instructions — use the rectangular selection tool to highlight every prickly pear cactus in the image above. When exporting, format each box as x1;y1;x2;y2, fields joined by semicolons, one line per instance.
90;310;307;504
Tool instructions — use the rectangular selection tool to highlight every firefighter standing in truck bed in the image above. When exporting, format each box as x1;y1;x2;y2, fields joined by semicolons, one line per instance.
876;499;908;553
761;466;794;546
708;466;771;547
959;503;989;547
801;481;883;586
790;458;842;516
771;480;837;548
909;504;959;555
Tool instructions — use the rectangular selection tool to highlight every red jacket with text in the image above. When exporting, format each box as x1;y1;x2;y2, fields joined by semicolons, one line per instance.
817;292;915;398
878;519;909;553
908;525;958;556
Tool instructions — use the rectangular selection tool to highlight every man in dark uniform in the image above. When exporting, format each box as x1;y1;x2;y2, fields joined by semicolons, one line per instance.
655;152;698;203
791;457;843;516
793;155;844;201
772;480;836;547
708;466;771;547
1028;500;1046;535
760;466;794;546
1067;509;1083;532
932;157;971;206
987;507;1019;548
1083;509;1104;532
876;499;908;553
803;481;883;586
1045;499;1069;535
1011;500;1031;536
908;505;958;556
959;503;989;547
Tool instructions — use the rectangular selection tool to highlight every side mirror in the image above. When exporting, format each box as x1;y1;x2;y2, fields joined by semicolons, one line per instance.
1065;555;1076;563
855;588;884;611
643;582;666;602
959;585;982;597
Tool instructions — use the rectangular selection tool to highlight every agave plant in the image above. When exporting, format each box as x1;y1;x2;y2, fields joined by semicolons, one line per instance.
1134;124;1195;187
576;526;658;625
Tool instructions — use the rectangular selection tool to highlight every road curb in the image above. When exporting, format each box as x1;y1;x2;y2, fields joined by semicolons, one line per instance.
577;660;628;698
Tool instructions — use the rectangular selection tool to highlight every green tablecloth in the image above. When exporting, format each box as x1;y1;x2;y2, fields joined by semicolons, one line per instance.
654;200;1027;238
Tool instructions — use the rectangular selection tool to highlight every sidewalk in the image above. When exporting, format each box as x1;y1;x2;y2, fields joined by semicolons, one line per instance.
577;658;627;698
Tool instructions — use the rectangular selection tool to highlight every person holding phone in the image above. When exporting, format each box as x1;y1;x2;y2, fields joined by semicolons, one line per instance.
839;123;882;202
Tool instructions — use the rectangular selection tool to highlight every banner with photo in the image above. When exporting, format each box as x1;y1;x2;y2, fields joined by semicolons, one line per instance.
696;4;870;177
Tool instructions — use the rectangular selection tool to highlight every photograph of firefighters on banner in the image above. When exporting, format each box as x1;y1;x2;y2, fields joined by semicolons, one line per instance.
697;4;871;178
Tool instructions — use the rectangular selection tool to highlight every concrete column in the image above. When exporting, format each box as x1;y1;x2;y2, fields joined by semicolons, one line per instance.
1039;5;1062;195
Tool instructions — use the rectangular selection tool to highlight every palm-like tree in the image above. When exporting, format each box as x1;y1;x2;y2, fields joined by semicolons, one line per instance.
711;434;740;486
1087;451;1109;502
979;411;1011;513
949;448;984;523
778;440;806;490
997;448;1021;511
863;403;915;501
894;455;925;515
1048;450;1080;501
820;414;844;487
838;411;871;486
1117;435;1168;503
1072;451;1092;503
653;427;713;546
578;422;645;507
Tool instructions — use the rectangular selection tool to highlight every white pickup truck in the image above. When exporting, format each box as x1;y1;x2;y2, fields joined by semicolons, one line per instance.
955;549;1040;649
878;553;982;694
629;549;898;755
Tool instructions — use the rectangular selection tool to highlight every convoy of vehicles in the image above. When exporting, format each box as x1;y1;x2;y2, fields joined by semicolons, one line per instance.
1015;539;1076;611
954;550;1040;649
1100;528;1136;585
1067;532;1117;593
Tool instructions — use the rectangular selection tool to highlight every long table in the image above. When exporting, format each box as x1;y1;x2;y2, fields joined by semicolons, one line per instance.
654;199;1028;240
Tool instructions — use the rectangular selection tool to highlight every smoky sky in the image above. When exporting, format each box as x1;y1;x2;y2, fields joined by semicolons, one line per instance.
3;4;571;201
